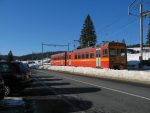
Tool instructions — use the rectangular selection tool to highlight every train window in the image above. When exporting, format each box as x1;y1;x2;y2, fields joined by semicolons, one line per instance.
86;52;89;58
82;53;85;59
78;54;81;59
75;54;77;59
90;52;94;58
103;49;108;56
110;49;116;56
120;49;126;56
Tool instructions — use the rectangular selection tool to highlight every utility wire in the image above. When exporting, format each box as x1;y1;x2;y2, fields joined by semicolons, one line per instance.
102;18;139;38
97;0;149;41
101;0;149;38
98;16;125;33
97;14;132;35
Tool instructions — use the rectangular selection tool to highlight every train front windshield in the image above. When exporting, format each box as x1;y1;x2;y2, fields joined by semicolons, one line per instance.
109;49;116;57
120;49;126;57
109;48;126;57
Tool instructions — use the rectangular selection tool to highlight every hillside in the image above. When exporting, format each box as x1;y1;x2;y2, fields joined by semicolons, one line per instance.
0;51;65;61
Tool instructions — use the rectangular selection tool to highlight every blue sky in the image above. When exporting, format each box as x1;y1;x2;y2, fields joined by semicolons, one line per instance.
0;0;149;56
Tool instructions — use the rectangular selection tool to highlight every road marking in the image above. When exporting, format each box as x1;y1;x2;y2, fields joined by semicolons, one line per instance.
58;75;150;101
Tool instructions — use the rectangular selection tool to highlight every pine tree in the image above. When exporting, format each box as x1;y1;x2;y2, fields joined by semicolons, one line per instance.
146;18;150;46
79;15;97;48
7;50;14;62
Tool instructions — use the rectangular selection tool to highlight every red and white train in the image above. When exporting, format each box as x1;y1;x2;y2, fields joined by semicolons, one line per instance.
50;42;127;69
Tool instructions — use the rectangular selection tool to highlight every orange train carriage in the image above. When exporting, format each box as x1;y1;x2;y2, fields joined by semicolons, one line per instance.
51;52;67;66
50;42;127;69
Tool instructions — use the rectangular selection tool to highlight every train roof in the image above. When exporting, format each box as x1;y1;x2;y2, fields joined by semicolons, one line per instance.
50;42;126;56
74;42;125;51
74;46;95;51
51;52;67;56
103;41;125;46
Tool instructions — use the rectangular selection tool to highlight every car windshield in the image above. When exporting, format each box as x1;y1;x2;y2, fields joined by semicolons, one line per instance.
28;62;35;64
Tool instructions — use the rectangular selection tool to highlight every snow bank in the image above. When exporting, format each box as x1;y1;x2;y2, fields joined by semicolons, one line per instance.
38;65;150;85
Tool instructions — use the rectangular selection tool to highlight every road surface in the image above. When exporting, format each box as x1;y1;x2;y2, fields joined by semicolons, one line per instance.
1;69;150;113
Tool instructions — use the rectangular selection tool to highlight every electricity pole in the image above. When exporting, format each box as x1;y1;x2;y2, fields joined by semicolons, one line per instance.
129;0;150;64
139;2;143;62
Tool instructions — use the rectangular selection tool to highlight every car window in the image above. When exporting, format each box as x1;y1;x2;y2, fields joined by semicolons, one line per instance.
0;63;11;73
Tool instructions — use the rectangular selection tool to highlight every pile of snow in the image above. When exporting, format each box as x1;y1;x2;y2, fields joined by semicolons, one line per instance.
39;65;150;85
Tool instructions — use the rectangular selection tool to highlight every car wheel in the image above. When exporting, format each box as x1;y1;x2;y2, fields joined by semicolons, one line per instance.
4;85;11;96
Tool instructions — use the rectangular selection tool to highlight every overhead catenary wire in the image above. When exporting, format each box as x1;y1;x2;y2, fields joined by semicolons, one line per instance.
98;14;127;33
99;0;149;40
97;8;139;37
101;18;139;38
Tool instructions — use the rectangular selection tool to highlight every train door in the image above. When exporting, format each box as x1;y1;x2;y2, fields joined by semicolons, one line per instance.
96;48;101;68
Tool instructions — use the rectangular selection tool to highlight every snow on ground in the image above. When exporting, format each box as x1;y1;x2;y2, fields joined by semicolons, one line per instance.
38;65;150;85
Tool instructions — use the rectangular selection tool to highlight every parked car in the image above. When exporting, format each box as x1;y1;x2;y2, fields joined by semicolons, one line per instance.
12;62;32;79
0;75;5;99
28;61;39;69
0;61;33;96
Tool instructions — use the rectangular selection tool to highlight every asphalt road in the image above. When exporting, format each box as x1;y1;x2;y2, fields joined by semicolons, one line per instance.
1;69;150;113
32;70;150;113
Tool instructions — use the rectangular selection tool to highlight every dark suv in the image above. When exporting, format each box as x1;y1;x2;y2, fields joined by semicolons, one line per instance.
0;61;32;96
